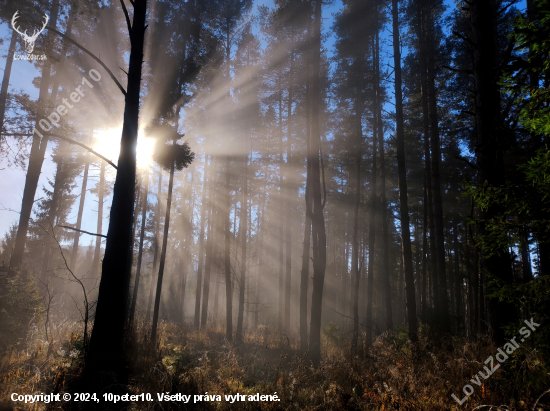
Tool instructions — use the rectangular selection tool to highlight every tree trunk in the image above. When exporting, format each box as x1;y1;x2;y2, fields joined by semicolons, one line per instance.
277;72;284;333
392;0;418;343
85;0;148;382
224;156;233;341
236;155;248;342
470;0;516;344
426;4;450;331
151;156;176;346
255;171;268;330
308;0;328;366
194;155;209;329
10;0;61;272
129;168;149;327
0;30;17;137
201;185;214;328
418;5;439;313
285;31;295;334
92;161;105;278
351;96;364;357
40;143;68;281
146;167;162;324
70;155;90;268
366;19;379;348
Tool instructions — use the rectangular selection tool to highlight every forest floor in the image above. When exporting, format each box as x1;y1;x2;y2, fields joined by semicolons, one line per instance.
1;320;549;410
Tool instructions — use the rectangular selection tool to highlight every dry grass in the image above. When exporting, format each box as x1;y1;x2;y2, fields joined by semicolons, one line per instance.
1;320;548;410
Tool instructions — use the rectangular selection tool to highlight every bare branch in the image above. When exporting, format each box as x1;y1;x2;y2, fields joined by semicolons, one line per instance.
452;30;476;47
57;225;107;239
455;155;477;170
442;65;473;74
47;133;118;169
120;0;133;44
44;25;127;96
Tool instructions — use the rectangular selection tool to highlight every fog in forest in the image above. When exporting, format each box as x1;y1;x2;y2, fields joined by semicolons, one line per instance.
0;0;549;409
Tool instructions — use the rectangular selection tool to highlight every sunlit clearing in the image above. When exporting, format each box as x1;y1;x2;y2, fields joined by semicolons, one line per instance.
93;127;154;169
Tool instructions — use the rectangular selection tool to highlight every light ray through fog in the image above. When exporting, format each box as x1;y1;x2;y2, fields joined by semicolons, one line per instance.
93;127;155;170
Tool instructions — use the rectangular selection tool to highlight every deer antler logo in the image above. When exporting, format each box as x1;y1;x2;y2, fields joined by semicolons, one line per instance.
11;11;49;54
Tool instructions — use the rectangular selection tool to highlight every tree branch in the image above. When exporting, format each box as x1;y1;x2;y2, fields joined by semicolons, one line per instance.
5;132;118;169
452;30;476;47
455;155;477;169
442;65;473;74
120;0;133;44
47;133;118;169
57;225;107;239
45;25;127;96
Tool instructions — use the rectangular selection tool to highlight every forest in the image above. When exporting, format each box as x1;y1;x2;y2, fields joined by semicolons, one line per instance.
0;0;549;409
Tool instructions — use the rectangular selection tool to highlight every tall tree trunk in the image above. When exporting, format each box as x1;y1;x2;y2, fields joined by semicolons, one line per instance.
70;155;90;268
92;161;105;278
351;96;364;357
10;0;61;272
371;23;393;334
255;171;268;329
236;156;248;342
277;72;284;333
129;168;149;327
285;31;295;333
426;4;450;331
201;185;214;328
146;168;162;324
85;0;148;381
224;156;233;341
40;143;68;280
418;6;439;313
194;155;209;329
300;210;311;351
0;30;17;137
151;154;176;346
392;0;418;343
308;0;328;366
470;0;515;344
421;183;428;318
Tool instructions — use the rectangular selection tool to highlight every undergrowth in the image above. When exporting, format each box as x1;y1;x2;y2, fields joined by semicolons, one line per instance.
1;319;549;410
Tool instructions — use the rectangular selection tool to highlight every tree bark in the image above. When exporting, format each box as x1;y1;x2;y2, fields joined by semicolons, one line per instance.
351;96;364;357
151;153;176;346
10;0;61;272
92;161;105;279
236;155;248;342
85;0;148;382
366;38;379;345
470;0;516;344
426;4;450;331
285;30;295;333
0;30;17;137
146;167;162;324
308;0;328;366
224;156;233;341
129;168;149;328
194;155;209;329
200;181;214;328
392;0;418;343
70;156;90;268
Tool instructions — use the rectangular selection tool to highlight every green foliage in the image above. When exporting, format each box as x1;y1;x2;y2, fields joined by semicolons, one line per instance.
502;0;550;136
465;145;550;257
0;271;42;351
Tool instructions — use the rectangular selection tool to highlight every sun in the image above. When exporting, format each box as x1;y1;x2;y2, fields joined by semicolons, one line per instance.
93;127;154;170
